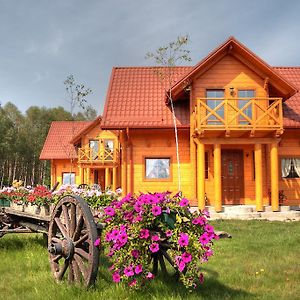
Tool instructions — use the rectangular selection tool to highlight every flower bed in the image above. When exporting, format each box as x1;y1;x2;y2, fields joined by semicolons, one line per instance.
97;192;218;290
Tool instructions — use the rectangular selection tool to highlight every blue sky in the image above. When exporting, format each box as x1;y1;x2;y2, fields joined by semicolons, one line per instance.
1;0;300;115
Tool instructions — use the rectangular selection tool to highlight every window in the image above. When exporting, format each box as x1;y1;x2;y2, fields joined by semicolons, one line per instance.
104;139;114;151
145;158;170;179
281;158;300;178
62;172;76;185
206;90;224;125
89;140;99;159
238;90;254;124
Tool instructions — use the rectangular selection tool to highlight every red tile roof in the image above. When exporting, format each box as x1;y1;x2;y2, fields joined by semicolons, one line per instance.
101;66;192;128
274;67;300;128
101;65;300;129
39;121;92;160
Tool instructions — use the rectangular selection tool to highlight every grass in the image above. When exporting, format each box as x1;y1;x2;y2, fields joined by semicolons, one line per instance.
0;220;299;299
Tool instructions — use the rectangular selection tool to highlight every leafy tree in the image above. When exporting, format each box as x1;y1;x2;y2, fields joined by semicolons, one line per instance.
146;35;192;191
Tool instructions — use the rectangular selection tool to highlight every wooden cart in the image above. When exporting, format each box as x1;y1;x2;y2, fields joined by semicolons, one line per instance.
0;195;100;287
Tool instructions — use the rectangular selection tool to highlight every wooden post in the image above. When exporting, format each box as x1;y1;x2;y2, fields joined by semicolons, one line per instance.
214;144;222;212
86;168;90;185
79;166;83;184
121;131;127;196
254;144;263;211
105;168;110;188
197;142;206;210
112;167;117;191
270;142;279;211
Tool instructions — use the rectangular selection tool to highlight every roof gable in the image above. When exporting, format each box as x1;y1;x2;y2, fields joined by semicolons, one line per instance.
39;121;92;160
170;37;297;101
71;116;102;143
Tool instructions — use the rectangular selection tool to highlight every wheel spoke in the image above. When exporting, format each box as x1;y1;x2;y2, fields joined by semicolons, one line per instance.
69;203;76;237
73;213;84;241
74;253;87;280
56;260;69;280
158;253;167;274
62;205;70;235
54;217;69;238
51;254;62;263
74;233;88;247
51;237;62;244
68;262;74;283
72;260;81;283
75;247;90;260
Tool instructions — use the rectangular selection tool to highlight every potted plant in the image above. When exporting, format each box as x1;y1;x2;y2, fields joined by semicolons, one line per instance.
96;192;218;290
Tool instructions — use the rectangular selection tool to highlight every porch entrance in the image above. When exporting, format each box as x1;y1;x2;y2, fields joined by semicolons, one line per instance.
221;150;244;204
93;169;105;189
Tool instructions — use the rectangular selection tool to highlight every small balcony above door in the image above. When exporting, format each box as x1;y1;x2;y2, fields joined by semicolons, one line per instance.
78;139;119;166
193;97;283;138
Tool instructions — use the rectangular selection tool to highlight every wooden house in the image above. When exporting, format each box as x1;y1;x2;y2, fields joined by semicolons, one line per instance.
40;37;300;211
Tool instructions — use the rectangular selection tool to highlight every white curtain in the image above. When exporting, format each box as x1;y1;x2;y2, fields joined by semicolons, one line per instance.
292;158;300;177
281;158;292;178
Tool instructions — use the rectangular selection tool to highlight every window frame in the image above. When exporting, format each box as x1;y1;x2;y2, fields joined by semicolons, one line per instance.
206;89;225;125
280;157;300;179
62;172;76;185
237;89;255;125
143;157;172;182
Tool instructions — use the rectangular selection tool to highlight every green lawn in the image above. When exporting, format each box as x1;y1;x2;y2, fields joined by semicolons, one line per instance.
0;220;299;300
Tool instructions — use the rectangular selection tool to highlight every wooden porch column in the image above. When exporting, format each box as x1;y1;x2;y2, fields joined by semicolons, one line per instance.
121;131;127;196
190;139;197;201
270;142;279;211
86;168;90;185
79;166;83;184
112;167;117;191
254;144;263;212
197;142;206;210
214;144;222;212
105;168;111;188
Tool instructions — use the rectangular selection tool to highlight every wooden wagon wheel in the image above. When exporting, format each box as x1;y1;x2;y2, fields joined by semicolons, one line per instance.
48;195;99;287
151;240;181;278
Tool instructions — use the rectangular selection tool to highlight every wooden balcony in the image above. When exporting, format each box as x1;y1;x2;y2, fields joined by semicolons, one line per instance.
78;146;119;165
193;97;283;138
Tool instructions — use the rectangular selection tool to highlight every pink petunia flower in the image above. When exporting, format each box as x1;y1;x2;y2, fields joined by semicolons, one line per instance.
151;235;160;241
146;272;155;280
204;224;214;233
131;249;140;258
128;279;137;287
182;252;192;263
149;243;159;253
178;233;189;247
139;228;150;239
151;205;162;216
199;233;210;245
179;198;189;207
124;266;134;277
112;272;121;283
165;230;173;237
104;206;115;217
94;238;100;247
134;264;143;274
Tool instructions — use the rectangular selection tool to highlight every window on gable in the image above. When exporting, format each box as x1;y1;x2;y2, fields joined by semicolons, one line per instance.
206;90;224;125
238;90;254;125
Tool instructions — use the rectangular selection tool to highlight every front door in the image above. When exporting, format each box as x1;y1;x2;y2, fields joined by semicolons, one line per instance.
221;150;244;204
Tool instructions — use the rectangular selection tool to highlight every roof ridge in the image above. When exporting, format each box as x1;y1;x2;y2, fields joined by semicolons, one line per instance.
273;66;300;69
113;66;192;69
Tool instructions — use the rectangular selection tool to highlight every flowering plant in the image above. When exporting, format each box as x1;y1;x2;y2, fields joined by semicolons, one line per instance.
0;186;30;204
27;185;52;206
51;185;121;208
97;192;218;289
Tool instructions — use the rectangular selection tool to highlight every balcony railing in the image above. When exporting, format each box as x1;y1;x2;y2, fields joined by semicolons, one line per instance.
78;146;119;164
193;97;283;135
